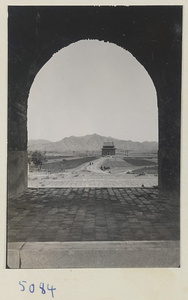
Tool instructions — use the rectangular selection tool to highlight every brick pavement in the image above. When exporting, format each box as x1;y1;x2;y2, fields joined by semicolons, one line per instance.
7;188;180;242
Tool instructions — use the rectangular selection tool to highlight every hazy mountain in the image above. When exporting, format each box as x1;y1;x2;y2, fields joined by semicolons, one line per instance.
28;134;158;153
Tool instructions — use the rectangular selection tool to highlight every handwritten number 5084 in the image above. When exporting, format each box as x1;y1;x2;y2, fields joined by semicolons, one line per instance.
19;281;56;298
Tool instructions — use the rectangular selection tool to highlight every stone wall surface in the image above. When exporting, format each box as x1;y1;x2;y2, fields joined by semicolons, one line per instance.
8;151;28;197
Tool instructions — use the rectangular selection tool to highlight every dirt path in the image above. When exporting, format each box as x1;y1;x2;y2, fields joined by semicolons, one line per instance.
82;157;110;174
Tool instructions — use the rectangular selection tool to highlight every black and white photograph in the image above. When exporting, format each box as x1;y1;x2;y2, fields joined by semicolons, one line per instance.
7;5;181;270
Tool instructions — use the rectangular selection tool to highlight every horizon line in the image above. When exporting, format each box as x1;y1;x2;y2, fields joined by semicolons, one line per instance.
28;133;158;144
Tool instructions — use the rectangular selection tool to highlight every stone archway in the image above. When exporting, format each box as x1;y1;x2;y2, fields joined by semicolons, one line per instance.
8;6;182;197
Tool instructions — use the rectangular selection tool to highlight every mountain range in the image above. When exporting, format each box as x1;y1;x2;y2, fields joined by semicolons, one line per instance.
28;134;158;153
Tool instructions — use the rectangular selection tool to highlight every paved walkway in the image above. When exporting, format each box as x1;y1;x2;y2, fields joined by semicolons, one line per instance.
7;188;180;242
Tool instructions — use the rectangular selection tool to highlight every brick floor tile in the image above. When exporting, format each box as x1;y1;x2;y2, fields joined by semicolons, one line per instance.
7;187;180;242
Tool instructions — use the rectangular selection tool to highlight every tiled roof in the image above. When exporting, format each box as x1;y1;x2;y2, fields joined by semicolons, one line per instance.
103;142;115;147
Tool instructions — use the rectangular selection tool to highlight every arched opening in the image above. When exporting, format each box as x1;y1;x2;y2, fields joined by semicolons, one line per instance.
7;6;182;197
7;7;181;267
27;40;158;188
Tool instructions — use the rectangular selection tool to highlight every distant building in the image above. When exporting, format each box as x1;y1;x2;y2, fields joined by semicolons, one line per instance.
102;142;116;156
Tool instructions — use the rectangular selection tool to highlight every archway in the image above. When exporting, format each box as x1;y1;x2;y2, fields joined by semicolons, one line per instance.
8;6;182;197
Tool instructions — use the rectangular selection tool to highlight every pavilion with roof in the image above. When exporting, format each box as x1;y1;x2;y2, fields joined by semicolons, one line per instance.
102;142;116;156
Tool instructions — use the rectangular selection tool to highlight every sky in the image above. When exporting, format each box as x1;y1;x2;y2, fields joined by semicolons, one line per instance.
28;40;158;142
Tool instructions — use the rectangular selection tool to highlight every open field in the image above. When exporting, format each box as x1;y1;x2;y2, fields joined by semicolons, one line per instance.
28;153;158;188
132;166;158;175
123;157;157;166
41;156;98;172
